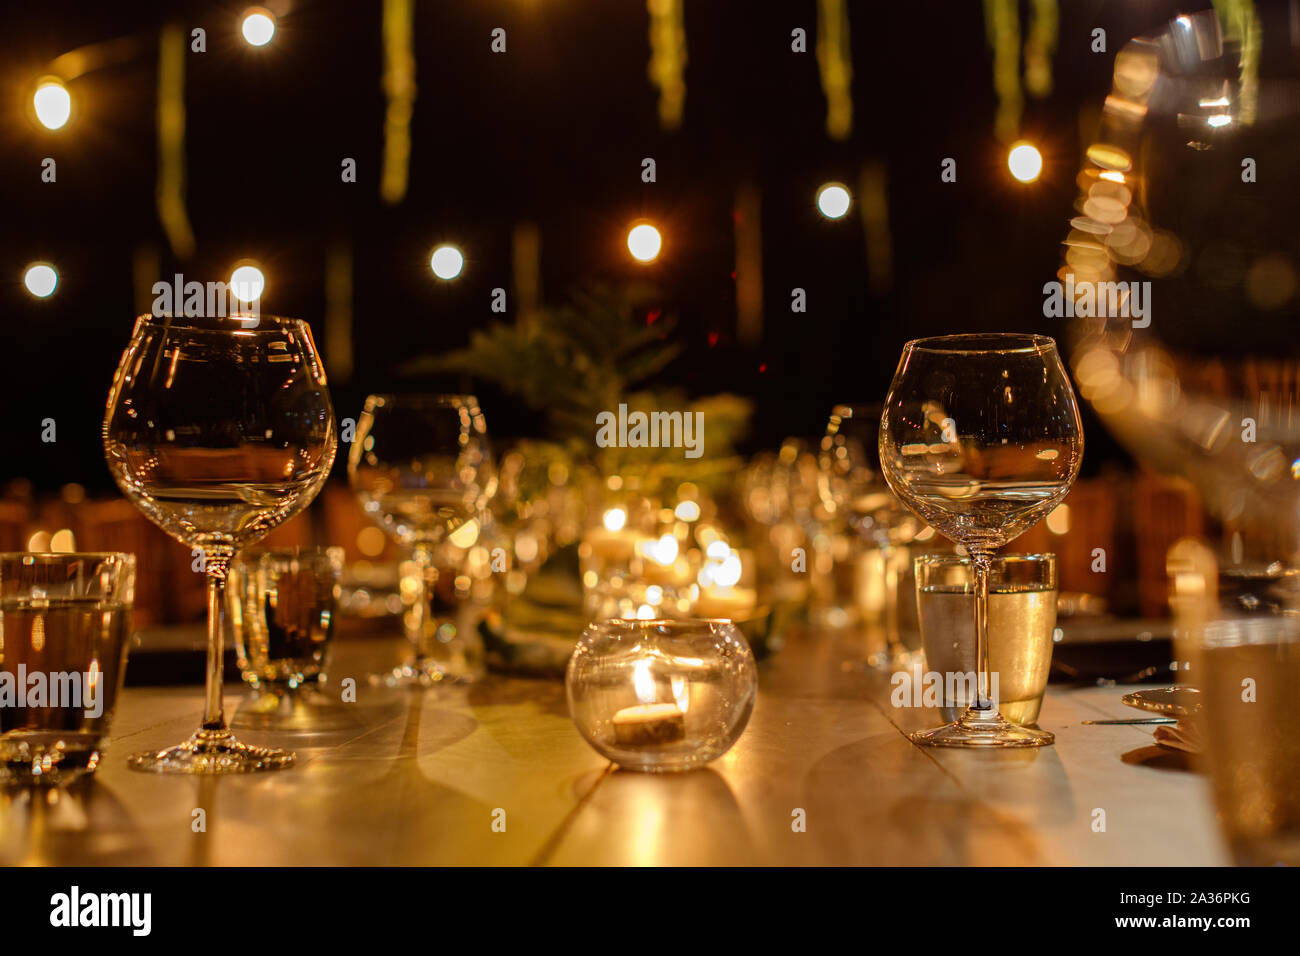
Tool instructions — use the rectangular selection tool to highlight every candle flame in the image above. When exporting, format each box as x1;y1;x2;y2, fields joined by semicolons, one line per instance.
632;658;656;704
640;534;678;565
671;676;689;713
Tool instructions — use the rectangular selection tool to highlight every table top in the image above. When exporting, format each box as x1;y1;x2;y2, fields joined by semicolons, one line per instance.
0;627;1228;866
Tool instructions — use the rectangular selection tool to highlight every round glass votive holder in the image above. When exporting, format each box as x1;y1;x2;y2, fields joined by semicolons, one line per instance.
566;618;758;772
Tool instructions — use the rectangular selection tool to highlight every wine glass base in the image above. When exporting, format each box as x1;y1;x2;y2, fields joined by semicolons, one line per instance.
127;728;295;773
369;660;473;688
910;709;1055;748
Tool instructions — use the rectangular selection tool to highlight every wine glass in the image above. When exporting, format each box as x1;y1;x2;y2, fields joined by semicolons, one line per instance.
348;394;495;686
819;404;920;666
879;334;1083;747
103;313;337;772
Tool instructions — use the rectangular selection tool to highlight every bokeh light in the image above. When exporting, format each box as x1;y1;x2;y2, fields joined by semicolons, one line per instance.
627;223;662;262
230;264;266;302
33;78;71;130
430;244;465;280
1007;142;1043;183
816;183;851;219
241;8;277;46
23;263;58;298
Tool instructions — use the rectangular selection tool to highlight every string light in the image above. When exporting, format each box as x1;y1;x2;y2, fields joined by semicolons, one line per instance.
627;223;662;262
32;77;71;130
816;182;851;219
241;8;277;47
230;263;266;303
1007;141;1043;183
23;263;59;298
431;245;465;280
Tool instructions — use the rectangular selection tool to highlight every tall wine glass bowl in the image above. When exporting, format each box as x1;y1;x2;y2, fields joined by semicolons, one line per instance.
879;334;1083;746
103;313;337;772
348;394;495;685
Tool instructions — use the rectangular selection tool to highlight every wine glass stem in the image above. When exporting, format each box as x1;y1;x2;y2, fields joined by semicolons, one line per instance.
410;543;439;662
881;540;901;657
971;549;994;713
202;558;231;731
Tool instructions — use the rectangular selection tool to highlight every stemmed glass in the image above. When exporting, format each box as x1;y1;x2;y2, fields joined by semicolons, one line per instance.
103;313;337;772
879;334;1083;747
348;394;495;686
819;404;920;666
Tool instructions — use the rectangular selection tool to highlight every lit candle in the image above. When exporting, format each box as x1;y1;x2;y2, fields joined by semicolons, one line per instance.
693;545;757;620
695;585;757;621
611;659;685;746
612;702;685;745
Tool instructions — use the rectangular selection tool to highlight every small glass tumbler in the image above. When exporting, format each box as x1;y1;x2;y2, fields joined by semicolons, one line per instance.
1199;616;1300;865
0;552;136;785
915;553;1057;726
227;547;343;694
566;619;758;772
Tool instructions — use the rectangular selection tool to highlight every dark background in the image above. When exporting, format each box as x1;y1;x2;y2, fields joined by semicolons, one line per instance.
0;0;1210;491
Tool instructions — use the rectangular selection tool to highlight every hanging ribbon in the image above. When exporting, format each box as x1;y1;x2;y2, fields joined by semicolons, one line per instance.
156;23;194;260
816;0;852;141
1023;0;1058;99
647;0;687;131
380;0;416;205
984;0;1022;143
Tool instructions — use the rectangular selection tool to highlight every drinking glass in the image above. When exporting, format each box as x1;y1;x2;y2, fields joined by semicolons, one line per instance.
0;552;135;785
820;403;920;665
915;553;1057;726
348;394;495;686
103;313;337;772
227;546;343;693
879;334;1083;746
1199;616;1300;866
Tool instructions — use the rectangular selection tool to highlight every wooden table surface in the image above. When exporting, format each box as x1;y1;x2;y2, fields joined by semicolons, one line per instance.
0;627;1229;866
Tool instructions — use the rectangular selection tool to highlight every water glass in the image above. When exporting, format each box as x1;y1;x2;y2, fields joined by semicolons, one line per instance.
0;553;135;785
1199;616;1300;865
915;553;1057;726
228;547;343;693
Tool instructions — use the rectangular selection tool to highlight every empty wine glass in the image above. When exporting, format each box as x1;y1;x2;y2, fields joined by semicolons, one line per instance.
103;313;337;772
348;394;495;686
819;404;920;666
879;334;1083;747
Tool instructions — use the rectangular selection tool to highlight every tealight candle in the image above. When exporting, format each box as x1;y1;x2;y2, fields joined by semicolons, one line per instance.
695;585;758;621
611;703;685;746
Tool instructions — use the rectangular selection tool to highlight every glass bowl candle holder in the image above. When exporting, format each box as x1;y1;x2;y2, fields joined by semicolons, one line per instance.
566;619;758;772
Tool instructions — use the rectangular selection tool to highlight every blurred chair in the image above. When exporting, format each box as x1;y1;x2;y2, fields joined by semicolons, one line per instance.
1133;471;1205;619
71;498;192;629
0;499;31;551
1007;475;1123;610
318;480;401;563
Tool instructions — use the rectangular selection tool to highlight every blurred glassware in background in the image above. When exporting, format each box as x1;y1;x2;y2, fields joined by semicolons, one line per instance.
739;439;827;610
579;494;656;620
228;546;343;698
348;394;496;686
1066;7;1300;628
819;404;922;666
1198;615;1300;866
0;552;135;785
